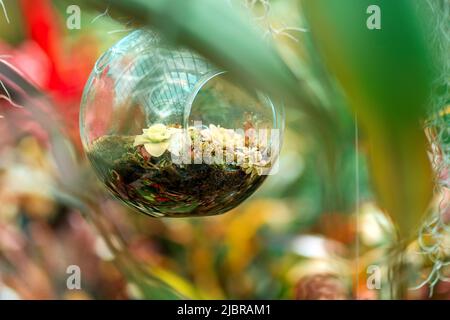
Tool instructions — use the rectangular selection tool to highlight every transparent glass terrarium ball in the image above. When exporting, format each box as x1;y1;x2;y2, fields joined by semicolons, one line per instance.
80;29;284;218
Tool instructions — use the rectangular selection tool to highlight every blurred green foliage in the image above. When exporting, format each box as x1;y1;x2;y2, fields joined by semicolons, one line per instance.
0;0;448;300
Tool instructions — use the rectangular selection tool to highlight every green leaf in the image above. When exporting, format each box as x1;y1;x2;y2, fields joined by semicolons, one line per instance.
89;0;294;99
301;0;436;239
83;0;337;131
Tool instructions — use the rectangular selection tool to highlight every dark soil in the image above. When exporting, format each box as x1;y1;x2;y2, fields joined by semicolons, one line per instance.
87;135;266;217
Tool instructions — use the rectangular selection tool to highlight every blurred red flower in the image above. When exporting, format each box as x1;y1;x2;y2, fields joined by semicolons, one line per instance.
1;0;98;148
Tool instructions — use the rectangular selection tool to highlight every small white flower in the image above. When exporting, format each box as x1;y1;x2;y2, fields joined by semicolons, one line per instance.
200;128;212;141
167;129;185;157
143;141;170;157
134;123;175;157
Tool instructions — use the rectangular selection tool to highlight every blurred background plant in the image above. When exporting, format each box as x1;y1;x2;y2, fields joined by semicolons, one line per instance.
0;0;448;300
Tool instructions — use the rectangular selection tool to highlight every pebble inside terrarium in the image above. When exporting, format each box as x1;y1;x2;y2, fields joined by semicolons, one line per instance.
80;30;283;217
